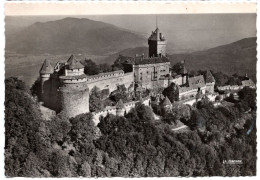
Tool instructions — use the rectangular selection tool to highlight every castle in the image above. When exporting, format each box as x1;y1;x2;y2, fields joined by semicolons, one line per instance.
39;26;216;118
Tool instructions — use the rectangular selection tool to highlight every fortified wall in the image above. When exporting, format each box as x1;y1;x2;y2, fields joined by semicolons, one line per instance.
86;70;134;92
59;82;89;117
91;98;151;125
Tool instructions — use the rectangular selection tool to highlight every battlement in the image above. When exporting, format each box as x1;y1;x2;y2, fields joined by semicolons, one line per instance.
92;101;137;116
59;74;88;84
86;70;124;83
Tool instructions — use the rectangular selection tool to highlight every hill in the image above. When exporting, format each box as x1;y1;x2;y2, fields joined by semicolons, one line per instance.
6;17;146;55
169;37;257;81
106;37;256;81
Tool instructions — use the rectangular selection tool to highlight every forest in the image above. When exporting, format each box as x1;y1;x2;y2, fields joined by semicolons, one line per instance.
5;73;256;177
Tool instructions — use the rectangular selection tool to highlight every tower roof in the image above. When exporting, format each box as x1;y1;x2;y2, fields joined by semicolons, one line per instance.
148;28;166;41
161;96;172;106
205;70;215;83
66;55;84;69
40;59;54;74
116;99;125;109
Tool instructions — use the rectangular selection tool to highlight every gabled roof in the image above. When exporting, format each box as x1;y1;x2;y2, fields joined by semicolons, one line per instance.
161;96;172;106
116;99;125;109
40;59;54;74
188;75;206;89
66;55;84;69
205;70;215;83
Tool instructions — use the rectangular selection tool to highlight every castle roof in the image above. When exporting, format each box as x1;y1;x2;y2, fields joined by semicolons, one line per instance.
188;75;206;89
148;28;166;41
116;54;169;66
205;70;215;83
66;55;84;69
116;99;125;109
134;56;169;65
242;79;255;87
40;59;54;74
161;96;172;106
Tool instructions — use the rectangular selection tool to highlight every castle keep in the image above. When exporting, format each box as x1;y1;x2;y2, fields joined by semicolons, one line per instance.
39;26;217;118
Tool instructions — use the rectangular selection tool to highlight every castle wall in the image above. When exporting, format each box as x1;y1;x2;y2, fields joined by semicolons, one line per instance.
86;70;126;93
59;82;89;118
123;72;134;90
91;101;137;125
179;86;206;100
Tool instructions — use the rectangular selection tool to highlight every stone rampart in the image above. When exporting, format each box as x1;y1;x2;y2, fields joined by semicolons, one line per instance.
59;83;89;118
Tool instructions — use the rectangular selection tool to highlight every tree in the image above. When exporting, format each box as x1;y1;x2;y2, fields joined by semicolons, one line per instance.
30;77;41;100
89;86;104;112
5;77;47;176
99;63;112;73
212;71;229;86
82;59;99;75
238;87;256;110
162;83;179;102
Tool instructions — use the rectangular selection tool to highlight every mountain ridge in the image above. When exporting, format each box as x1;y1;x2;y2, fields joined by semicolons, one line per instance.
105;37;256;81
6;17;147;56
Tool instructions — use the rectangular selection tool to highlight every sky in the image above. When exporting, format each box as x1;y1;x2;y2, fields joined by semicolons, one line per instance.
86;14;256;52
6;14;256;53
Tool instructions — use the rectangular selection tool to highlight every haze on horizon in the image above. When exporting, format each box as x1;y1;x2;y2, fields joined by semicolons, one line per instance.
6;14;256;53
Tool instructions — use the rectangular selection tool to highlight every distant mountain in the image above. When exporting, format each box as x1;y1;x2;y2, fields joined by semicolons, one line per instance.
6;17;146;55
169;37;257;81
105;37;256;81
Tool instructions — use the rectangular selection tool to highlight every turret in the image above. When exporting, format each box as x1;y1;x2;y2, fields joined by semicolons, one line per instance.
148;27;167;57
39;59;54;98
205;70;215;94
58;55;89;117
116;99;126;116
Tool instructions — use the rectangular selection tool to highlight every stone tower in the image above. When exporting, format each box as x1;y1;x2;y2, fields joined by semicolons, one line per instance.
39;59;54;101
148;27;167;57
205;70;215;94
116;99;126;116
58;55;89;117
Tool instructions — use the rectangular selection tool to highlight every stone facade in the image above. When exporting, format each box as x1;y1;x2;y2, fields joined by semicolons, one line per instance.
59;82;89;117
133;62;171;89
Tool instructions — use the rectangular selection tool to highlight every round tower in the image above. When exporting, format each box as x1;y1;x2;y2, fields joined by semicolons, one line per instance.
39;59;54;101
58;55;89;118
116;99;126;116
